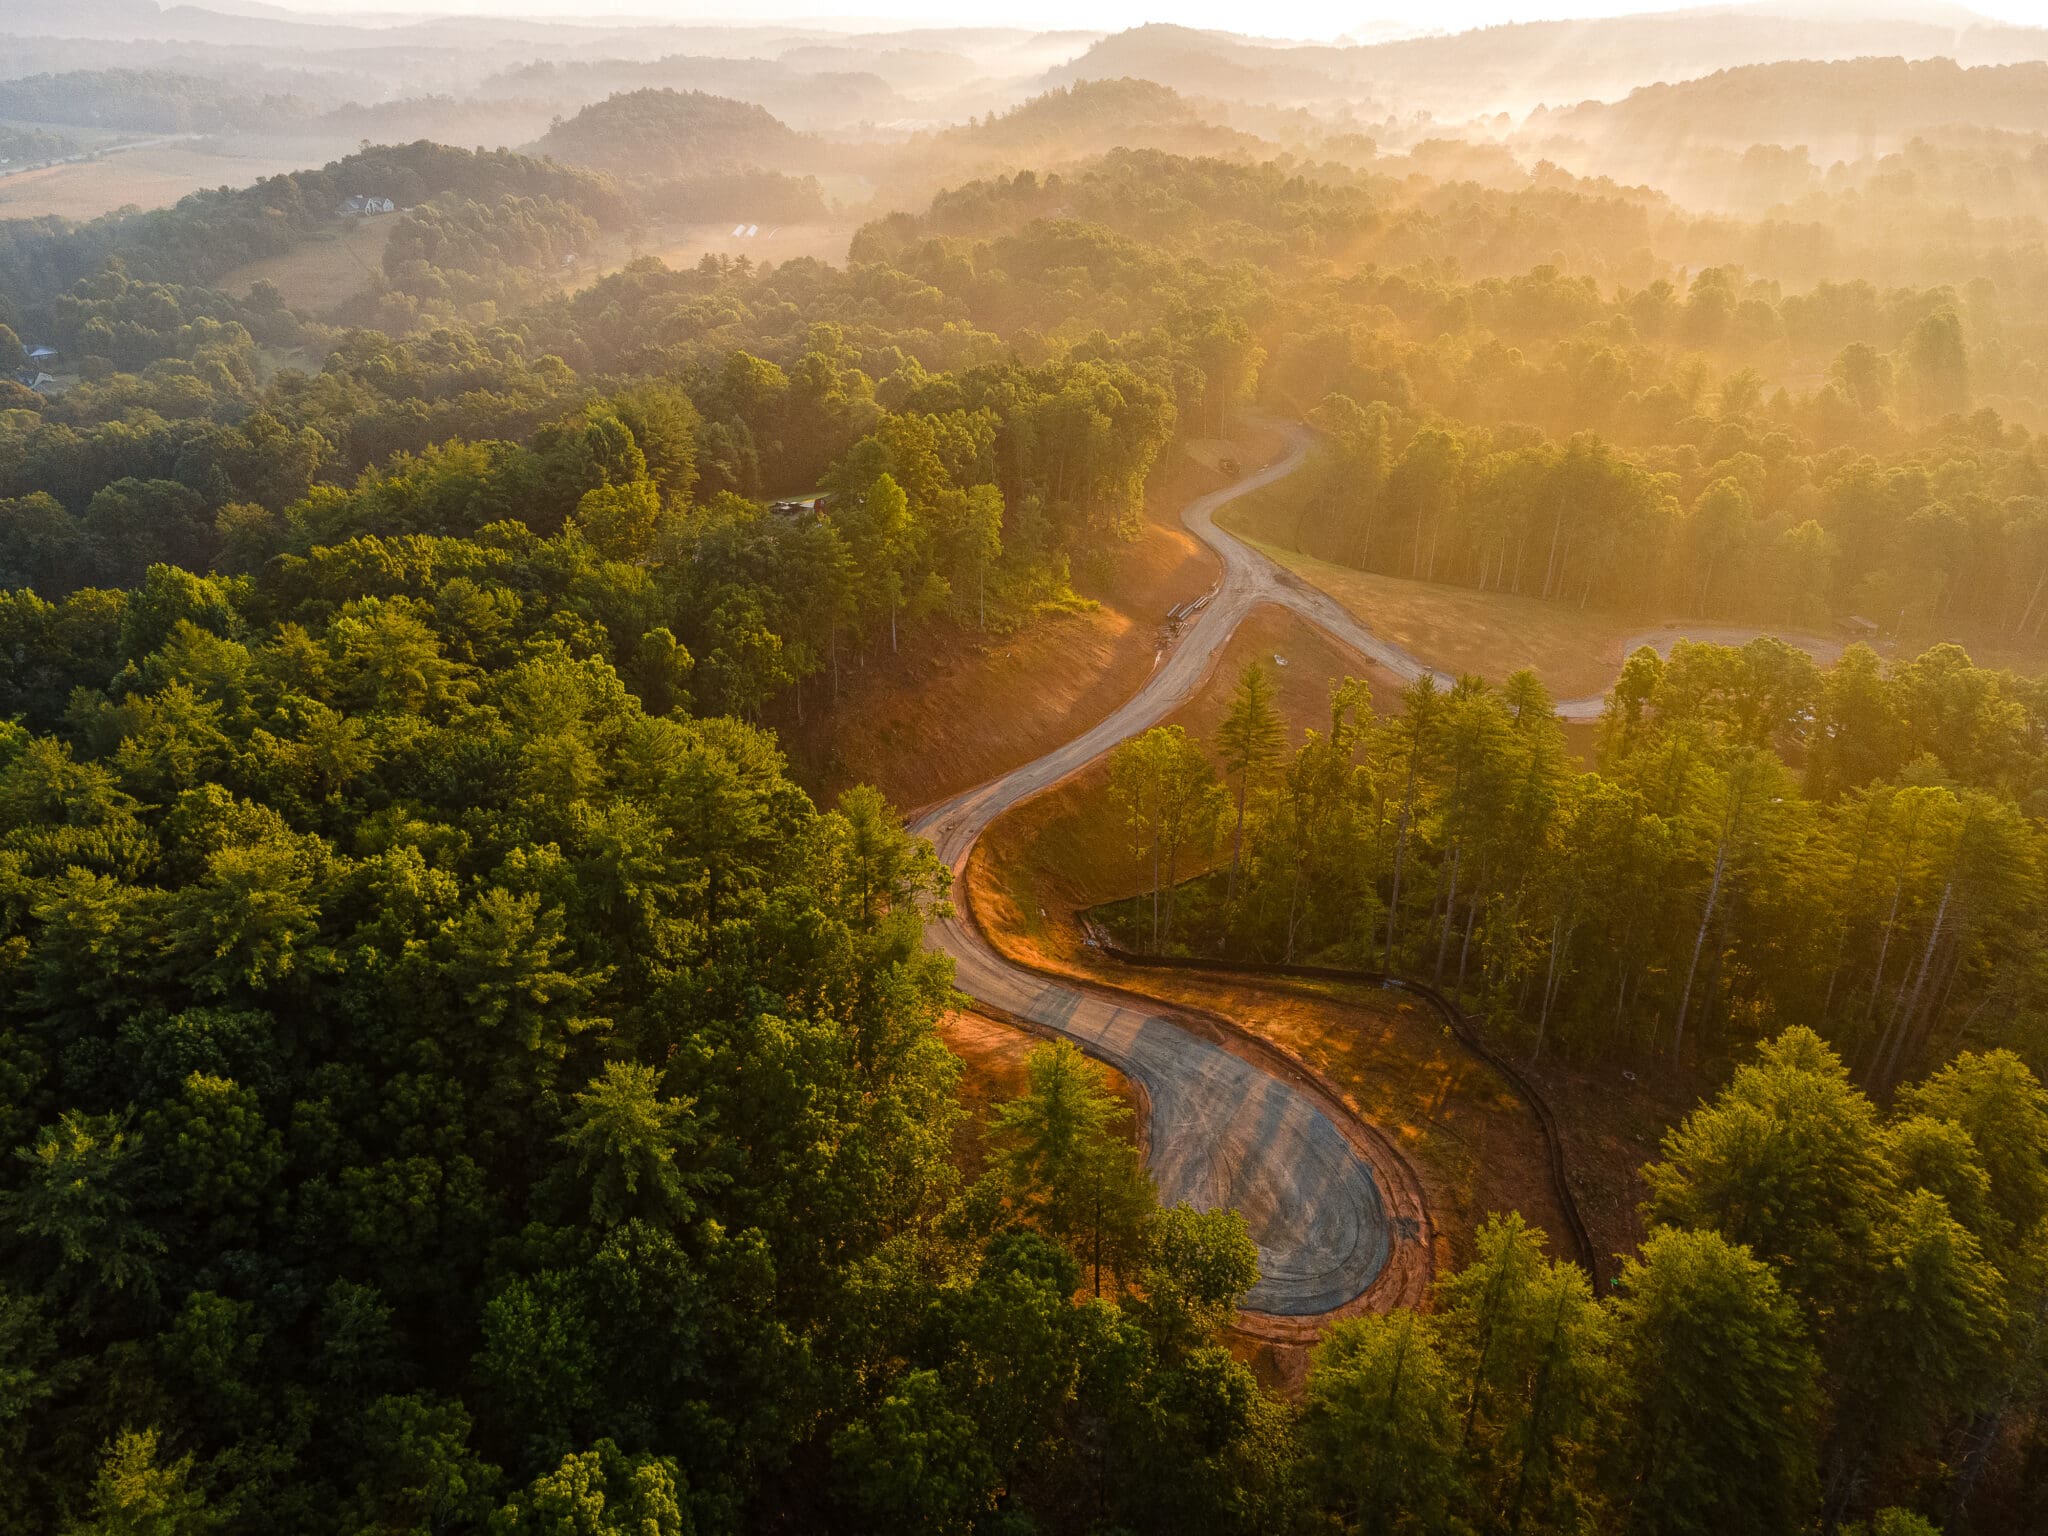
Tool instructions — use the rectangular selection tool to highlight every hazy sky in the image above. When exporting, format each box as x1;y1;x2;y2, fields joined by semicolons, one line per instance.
252;1;2047;37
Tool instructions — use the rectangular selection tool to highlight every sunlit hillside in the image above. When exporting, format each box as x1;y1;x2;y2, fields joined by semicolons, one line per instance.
2;5;2047;1533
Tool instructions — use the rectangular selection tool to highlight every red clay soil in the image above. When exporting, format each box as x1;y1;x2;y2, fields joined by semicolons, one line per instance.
951;604;1607;1383
773;426;1285;811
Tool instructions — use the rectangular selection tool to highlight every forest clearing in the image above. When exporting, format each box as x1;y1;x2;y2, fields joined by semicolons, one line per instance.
217;216;399;310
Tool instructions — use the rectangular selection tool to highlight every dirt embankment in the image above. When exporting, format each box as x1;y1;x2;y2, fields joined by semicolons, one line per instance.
776;426;1285;812
967;610;1581;1271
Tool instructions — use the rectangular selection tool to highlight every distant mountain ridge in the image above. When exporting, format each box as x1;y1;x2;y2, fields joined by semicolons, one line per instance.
1539;56;2048;145
937;78;1264;159
1036;15;2048;117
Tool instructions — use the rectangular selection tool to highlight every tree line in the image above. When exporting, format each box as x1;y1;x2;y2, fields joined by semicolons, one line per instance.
1299;1028;2048;1534
1105;638;2047;1085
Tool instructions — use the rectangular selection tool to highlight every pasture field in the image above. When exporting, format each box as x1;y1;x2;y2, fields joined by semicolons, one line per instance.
217;217;852;316
219;215;396;309
0;137;325;221
1217;481;1650;698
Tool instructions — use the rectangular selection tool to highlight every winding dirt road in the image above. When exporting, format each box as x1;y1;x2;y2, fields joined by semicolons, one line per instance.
914;430;1433;1319
915;425;1848;1317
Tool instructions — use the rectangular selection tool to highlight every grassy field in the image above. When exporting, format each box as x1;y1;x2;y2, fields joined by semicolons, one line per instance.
219;216;395;310
1218;479;1650;698
215;217;856;319
0;138;323;221
1219;464;2048;688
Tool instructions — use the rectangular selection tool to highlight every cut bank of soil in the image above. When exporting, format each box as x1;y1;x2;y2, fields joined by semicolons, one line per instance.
774;425;1284;811
957;600;1598;1382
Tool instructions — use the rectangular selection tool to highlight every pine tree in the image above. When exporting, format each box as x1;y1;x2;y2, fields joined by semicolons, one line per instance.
1215;659;1283;943
1610;1227;1820;1536
990;1040;1155;1295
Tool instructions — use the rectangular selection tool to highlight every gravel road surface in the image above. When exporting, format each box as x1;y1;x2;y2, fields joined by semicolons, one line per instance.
912;433;1411;1316
914;427;1848;1313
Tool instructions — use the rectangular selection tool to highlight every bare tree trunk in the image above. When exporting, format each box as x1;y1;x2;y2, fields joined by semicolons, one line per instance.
1150;833;1161;950
1534;913;1564;1065
1674;831;1731;1063
1457;886;1482;997
1881;879;1953;1090
1384;737;1423;969
1224;773;1249;935
1859;871;1906;1067
1162;831;1183;943
1284;845;1309;965
1385;812;1410;971
2010;558;2048;637
1434;843;1461;985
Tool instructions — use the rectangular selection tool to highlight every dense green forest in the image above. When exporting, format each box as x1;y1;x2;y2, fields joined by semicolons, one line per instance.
0;141;628;316
2;55;2048;1531
1104;641;2047;1078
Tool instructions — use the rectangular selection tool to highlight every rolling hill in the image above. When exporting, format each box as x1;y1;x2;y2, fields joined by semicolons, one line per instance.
529;88;812;179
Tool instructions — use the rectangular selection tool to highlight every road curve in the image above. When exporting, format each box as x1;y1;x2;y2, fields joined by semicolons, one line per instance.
913;432;1416;1317
914;429;1846;1311
1191;441;1846;721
